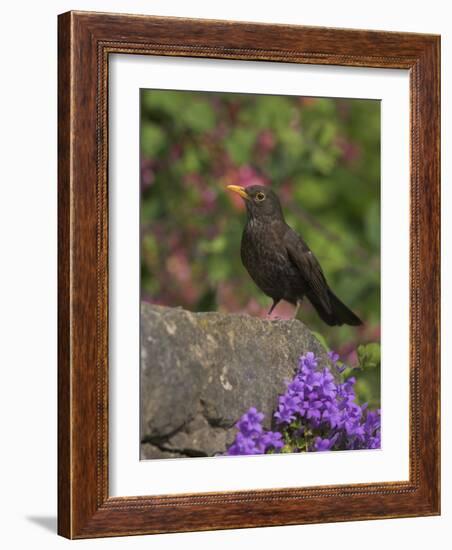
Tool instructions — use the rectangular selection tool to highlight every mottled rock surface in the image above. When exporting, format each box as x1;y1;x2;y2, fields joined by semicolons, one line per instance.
140;303;327;459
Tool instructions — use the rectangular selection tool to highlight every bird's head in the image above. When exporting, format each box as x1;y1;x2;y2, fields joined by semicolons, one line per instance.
227;184;284;221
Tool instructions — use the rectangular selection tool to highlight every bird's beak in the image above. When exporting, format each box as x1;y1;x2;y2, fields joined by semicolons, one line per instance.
227;185;250;200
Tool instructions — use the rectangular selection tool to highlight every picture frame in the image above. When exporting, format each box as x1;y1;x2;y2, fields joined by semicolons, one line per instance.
58;10;440;538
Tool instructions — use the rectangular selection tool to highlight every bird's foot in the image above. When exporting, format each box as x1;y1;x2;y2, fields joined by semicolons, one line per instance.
267;299;280;316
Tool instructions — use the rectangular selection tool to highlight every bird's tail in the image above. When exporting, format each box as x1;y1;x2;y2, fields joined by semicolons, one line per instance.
307;289;362;327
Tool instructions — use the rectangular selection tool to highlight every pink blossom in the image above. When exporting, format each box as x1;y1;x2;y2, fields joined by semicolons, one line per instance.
256;130;275;154
336;136;361;164
140;158;155;190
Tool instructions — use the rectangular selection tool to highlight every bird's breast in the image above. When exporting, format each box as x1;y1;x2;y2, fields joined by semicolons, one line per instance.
240;221;302;299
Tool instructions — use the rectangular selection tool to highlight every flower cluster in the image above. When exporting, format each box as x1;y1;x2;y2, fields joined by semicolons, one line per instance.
226;408;284;455
226;352;381;456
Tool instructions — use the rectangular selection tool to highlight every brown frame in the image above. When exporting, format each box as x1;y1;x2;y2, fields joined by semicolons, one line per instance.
58;10;440;539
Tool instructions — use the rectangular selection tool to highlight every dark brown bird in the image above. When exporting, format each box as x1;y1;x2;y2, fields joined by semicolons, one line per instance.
227;184;362;327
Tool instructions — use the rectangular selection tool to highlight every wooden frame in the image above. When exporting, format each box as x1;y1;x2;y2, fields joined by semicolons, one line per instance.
58;10;440;539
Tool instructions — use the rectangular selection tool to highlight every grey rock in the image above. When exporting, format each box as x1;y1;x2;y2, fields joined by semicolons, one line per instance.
140;443;185;460
140;303;328;459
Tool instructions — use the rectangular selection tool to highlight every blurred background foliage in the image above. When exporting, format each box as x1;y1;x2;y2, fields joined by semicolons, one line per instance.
140;89;380;404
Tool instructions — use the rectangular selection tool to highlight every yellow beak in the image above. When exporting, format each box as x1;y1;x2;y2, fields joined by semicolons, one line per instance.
227;185;249;200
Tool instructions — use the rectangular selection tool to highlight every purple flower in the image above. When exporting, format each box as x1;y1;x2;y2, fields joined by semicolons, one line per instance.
259;431;284;451
301;352;318;370
227;432;262;455
328;351;339;363
226;408;284;456
286;378;304;394
275;353;340;430
312;433;340;451
328;350;346;373
226;352;381;456
320;369;336;398
235;407;264;437
306;400;323;422
274;393;300;424
361;409;381;449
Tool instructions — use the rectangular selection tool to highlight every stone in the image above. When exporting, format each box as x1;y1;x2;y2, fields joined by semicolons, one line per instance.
140;303;327;459
140;443;185;460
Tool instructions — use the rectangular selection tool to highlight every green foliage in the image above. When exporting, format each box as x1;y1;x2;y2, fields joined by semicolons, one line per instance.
357;343;381;370
140;89;381;408
346;343;381;408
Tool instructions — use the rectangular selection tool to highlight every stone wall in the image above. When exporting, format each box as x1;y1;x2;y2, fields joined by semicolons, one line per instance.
140;303;326;459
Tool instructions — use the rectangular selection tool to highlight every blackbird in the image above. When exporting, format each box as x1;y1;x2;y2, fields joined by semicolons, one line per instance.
227;184;362;327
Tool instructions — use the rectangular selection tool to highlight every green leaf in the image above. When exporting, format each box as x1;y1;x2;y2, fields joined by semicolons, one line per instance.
357;343;381;369
181;148;201;172
311;148;336;174
293;176;331;209
199;235;227;254
224;128;256;164
140;123;166;157
180;100;216;132
365;200;381;248
208;256;230;283
141;89;185;116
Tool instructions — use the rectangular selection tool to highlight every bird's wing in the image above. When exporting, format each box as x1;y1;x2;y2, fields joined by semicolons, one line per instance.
284;228;332;314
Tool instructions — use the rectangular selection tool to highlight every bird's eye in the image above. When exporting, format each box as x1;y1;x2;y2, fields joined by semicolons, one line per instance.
255;192;266;202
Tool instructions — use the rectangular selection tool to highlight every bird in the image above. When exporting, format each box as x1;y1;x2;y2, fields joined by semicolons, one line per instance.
227;184;362;327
